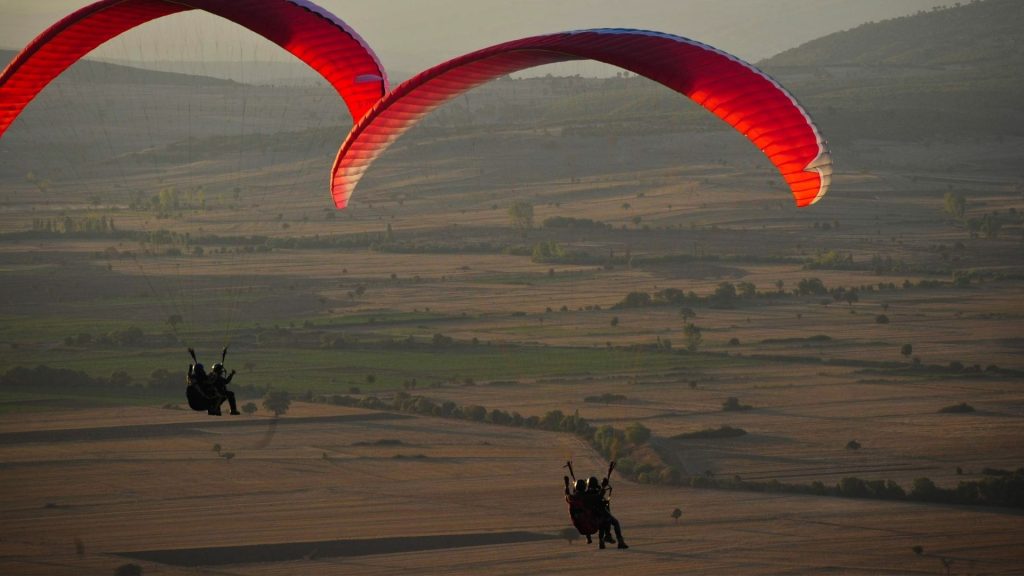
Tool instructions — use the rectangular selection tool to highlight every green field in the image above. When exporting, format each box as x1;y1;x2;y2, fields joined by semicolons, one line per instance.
0;338;737;394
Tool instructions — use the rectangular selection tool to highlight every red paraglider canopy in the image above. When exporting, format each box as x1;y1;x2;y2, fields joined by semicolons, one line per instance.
332;29;832;210
0;0;387;138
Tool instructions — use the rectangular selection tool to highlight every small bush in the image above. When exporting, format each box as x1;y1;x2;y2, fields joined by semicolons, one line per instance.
584;393;627;403
625;422;652;444
353;439;404;446
938;402;975;414
673;425;747;440
721;397;752;411
263;390;291;416
114;563;143;576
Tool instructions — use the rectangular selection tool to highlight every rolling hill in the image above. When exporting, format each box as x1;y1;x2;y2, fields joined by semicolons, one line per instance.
761;0;1024;69
760;0;1024;142
0;49;236;87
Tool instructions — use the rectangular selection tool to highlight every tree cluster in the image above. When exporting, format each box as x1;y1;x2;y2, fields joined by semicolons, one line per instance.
542;216;610;230
319;391;672;482
63;326;160;348
32;215;116;235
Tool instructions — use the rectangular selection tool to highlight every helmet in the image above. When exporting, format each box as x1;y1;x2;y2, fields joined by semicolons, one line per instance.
588;476;601;491
574;479;587;493
194;363;205;374
212;363;225;374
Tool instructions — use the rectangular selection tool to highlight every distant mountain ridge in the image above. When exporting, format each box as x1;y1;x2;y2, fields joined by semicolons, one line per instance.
761;0;1023;69
756;0;1024;142
4;0;1021;149
0;49;235;87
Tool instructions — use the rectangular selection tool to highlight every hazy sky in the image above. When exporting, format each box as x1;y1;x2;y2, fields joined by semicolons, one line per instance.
1;0;953;75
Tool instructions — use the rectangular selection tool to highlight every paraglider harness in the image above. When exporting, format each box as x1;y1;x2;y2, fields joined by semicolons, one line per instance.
185;347;227;412
564;460;615;536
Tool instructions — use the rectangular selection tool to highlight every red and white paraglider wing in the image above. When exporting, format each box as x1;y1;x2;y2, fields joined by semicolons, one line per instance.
0;0;387;139
0;0;189;139
332;29;831;209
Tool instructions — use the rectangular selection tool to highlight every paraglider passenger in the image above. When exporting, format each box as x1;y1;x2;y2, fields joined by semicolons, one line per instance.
210;363;240;415
188;356;207;389
565;476;596;544
587;475;627;549
186;348;234;416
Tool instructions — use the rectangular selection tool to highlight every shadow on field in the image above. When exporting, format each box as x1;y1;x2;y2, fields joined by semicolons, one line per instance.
117;531;557;566
0;412;410;445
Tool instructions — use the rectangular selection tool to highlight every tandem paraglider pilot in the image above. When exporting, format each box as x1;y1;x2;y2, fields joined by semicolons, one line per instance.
563;460;628;549
185;347;239;416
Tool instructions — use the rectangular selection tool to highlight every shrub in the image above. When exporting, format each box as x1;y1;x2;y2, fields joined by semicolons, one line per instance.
624;422;652;445
721;397;751;411
838;477;870;498
584;393;627;404
673;425;747;440
462;405;487;421
938;402;975;414
796;277;827;295
262;390;291;416
432;333;454;347
910;477;939;501
660;467;682;484
683;323;703;352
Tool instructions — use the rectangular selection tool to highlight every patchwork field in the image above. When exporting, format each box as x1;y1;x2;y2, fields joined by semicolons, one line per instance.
3;10;1024;572
1;403;1022;575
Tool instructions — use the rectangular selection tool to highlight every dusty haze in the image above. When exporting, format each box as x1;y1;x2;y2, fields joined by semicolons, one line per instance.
3;0;953;77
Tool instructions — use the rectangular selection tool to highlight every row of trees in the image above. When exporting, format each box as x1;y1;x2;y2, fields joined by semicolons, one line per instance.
944;191;1022;239
322;391;598;436
318;385;1024;508
610;273;963;317
318;389;675;485
0;364;270;400
1;364;295;420
32;216;116;235
127;186;205;216
687;469;1024;508
63;327;162;348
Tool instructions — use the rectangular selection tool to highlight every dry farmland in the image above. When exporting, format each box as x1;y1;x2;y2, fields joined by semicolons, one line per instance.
1;402;1022;575
2;39;1023;575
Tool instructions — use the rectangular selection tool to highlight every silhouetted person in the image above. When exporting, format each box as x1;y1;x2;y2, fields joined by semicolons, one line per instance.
587;475;627;549
186;348;227;415
209;362;239;415
565;477;597;543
